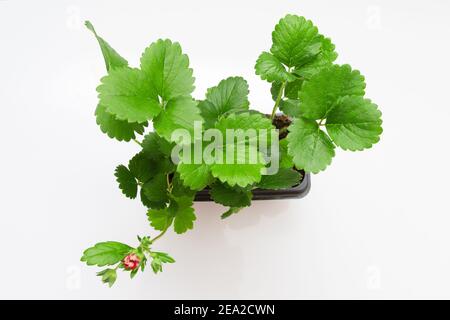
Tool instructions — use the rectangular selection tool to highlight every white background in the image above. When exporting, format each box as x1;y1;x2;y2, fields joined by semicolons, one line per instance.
1;0;449;299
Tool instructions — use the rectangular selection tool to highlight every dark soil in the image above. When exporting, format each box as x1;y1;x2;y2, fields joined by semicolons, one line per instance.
269;113;305;184
271;114;292;139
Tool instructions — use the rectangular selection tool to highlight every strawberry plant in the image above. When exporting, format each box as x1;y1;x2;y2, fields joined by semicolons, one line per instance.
81;15;382;287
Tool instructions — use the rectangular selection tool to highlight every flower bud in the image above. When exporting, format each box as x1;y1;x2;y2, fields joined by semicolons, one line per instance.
122;253;140;270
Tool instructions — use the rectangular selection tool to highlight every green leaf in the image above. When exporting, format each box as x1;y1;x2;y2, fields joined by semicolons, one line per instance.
97;268;118;287
210;182;252;207
139;255;148;272
142;132;174;159
175;141;215;191
270;15;321;68
169;196;196;234
152;251;175;263
199;77;249;129
325;96;383;151
140;39;194;101
87;24;147;142
140;188;167;210
150;252;175;274
284;79;304;99
271;81;282;101
81;241;132;267
153;96;203;141
147;208;173;231
155;157;176;176
171;173;196;197
177;162;213;191
271;79;303;101
210;146;266;187
207;113;273;187
287;118;335;173
95;104;147;142
279;99;301;118
299;65;366;120
257;168;302;190
206;113;273;187
214;112;274;141
205;77;250;116
128;152;154;183
294;35;337;79
151;259;162;273
97;67;162;123
255;52;296;82
115;165;138;199
221;207;243;219
85;21;128;71
128;151;174;186
130;267;139;279
142;174;169;204
197;100;218;130
279;139;294;169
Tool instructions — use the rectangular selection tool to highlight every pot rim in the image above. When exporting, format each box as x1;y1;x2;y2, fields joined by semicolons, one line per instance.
194;173;311;201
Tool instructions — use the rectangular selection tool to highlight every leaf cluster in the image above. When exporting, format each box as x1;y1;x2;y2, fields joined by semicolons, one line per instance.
255;15;382;173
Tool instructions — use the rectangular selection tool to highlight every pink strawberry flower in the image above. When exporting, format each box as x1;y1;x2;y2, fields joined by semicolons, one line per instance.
122;253;140;270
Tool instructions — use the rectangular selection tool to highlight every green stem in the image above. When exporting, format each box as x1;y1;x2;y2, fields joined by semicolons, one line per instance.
151;225;169;244
271;81;286;119
133;138;143;147
149;174;173;245
166;174;173;192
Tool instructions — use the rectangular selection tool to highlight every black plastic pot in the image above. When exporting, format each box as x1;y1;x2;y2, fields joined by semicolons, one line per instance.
194;173;311;201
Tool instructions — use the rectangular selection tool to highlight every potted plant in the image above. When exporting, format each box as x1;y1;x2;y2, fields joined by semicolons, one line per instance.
81;15;383;287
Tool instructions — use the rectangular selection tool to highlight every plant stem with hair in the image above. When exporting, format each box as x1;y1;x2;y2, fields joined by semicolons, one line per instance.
271;81;286;119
